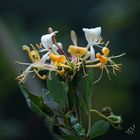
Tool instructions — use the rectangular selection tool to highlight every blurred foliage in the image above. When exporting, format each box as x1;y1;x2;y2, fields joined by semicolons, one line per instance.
0;52;16;99
0;0;140;139
0;119;24;140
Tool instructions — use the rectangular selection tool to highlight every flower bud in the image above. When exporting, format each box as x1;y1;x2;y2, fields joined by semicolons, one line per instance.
102;47;110;56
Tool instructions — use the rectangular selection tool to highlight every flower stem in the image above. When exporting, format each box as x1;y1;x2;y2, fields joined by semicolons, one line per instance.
85;63;101;68
90;109;121;129
86;112;91;137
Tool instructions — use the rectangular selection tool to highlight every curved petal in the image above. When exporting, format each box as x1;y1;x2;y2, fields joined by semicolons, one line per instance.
41;31;58;49
83;27;101;45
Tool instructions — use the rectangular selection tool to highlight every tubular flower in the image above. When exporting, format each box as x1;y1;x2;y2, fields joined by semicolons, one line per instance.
83;27;101;61
83;27;101;45
16;60;57;83
40;31;63;62
16;45;57;83
95;47;110;65
86;46;124;83
49;53;72;69
68;45;88;58
41;31;58;50
40;42;63;63
49;53;67;66
69;30;90;62
49;53;72;76
96;53;108;65
16;27;124;83
22;45;41;63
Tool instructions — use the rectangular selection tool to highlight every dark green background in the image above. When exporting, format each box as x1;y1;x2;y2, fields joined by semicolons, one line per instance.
0;0;140;139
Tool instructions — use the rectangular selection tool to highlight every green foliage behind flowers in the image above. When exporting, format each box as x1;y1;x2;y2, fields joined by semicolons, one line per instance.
17;27;124;140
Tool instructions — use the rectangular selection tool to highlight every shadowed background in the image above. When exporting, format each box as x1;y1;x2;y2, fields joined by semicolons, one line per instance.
0;0;140;139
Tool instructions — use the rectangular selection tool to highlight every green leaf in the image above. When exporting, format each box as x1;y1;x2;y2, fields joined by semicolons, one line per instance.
42;88;61;113
89;120;110;139
79;70;94;110
61;81;69;93
19;84;54;121
83;70;94;100
47;72;68;108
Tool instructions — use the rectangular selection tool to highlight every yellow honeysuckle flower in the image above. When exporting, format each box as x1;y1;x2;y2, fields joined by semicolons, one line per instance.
49;53;67;65
22;45;41;62
16;61;57;83
49;53;73;70
96;53;108;65
16;27;124;83
95;47;110;65
68;45;88;57
85;46;124;83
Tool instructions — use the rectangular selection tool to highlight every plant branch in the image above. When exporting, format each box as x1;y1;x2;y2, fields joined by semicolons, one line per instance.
90;109;122;129
86;112;91;136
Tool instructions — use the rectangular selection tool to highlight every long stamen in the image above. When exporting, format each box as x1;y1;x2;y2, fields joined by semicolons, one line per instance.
112;66;117;75
94;44;103;48
104;66;111;80
15;61;31;65
105;41;109;47
58;63;72;70
16;63;36;83
39;48;50;52
110;53;126;59
93;68;104;84
106;64;122;67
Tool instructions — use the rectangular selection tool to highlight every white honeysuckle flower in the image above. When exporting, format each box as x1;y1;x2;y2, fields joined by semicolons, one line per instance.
83;27;101;61
90;45;95;61
83;27;101;45
41;42;63;63
40;31;64;63
41;31;58;49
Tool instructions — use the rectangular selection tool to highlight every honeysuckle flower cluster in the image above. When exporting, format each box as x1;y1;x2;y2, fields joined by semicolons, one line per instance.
16;27;124;83
16;27;124;140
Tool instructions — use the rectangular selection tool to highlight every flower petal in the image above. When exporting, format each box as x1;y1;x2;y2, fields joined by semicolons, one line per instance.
83;27;101;45
90;45;95;61
41;31;58;49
